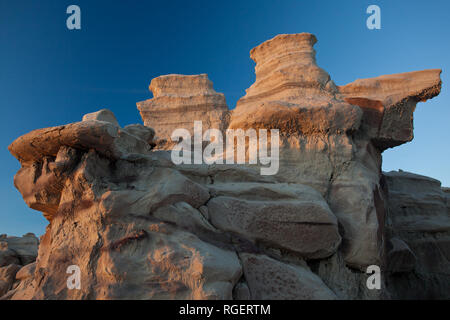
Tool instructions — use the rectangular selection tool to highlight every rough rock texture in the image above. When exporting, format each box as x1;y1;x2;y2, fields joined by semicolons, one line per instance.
207;183;341;259
0;264;21;296
0;234;38;297
137;74;230;149
0;234;39;266
82;109;120;127
384;171;450;299
339;69;442;150
228;33;440;270
4;33;447;300
240;253;336;299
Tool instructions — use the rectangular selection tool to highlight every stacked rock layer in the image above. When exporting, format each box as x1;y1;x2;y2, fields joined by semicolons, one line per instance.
3;33;447;300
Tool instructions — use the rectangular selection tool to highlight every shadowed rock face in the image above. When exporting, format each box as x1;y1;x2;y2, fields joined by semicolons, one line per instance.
4;33;447;300
383;171;450;299
0;234;39;297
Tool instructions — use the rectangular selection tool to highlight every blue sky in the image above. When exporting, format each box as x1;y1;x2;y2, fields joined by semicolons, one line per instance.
1;0;449;236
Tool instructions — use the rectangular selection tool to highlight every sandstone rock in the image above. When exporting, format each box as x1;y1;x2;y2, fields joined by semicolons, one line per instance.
7;135;241;299
5;32;446;300
229;33;381;269
153;202;218;236
15;262;36;281
0;264;21;297
339;70;442;150
137;74;230;149
309;252;387;300
232;282;251;300
8;117;152;165
123;124;155;145
207;182;341;259
0;242;20;267
240;253;336;299
0;234;39;266
226;33;441;270
386;237;416;273
384;171;450;299
82;108;119;126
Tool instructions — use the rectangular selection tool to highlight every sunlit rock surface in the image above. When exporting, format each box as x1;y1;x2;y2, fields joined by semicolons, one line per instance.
3;33;446;300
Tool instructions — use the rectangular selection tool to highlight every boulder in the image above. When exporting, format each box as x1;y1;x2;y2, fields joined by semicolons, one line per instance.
0;264;21;297
239;253;336;300
82;109;119;126
207;182;341;259
384;171;450;299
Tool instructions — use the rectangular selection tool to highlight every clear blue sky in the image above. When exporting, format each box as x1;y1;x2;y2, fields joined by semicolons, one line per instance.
1;0;449;236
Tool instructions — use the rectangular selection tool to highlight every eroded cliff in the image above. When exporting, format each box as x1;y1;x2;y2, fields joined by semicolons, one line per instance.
3;33;447;300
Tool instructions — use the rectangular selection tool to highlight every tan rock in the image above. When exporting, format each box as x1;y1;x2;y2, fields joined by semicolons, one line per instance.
5;32;446;300
137;74;230;149
339;69;442;150
15;262;36;281
8;116;152;165
226;33;441;270
228;33;383;268
82;109;120;127
123;124;155;145
207;182;341;259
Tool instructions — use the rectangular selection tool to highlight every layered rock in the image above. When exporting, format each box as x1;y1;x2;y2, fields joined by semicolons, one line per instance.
0;234;39;267
207;183;340;259
137;74;230;149
239;253;337;299
228;33;441;270
383;171;450;299
0;234;39;297
339;69;442;150
4;32;447;300
229;33;374;269
6;109;339;299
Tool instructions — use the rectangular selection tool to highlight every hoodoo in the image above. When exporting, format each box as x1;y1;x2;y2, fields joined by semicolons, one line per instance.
3;33;447;300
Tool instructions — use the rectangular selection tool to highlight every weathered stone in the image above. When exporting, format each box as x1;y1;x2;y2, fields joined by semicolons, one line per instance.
82;109;119;126
339;69;442;150
4;32;446;300
232;282;251;300
1;234;38;266
207;182;340;259
123;124;155;145
384;171;450;299
15;262;36;281
137;74;230;149
240;253;336;300
386;237;416;273
0;264;21;297
0;242;20;267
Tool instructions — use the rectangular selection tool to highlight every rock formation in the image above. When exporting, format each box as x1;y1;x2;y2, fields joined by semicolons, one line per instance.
0;233;39;297
3;33;448;300
383;171;450;299
137;74;230;149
